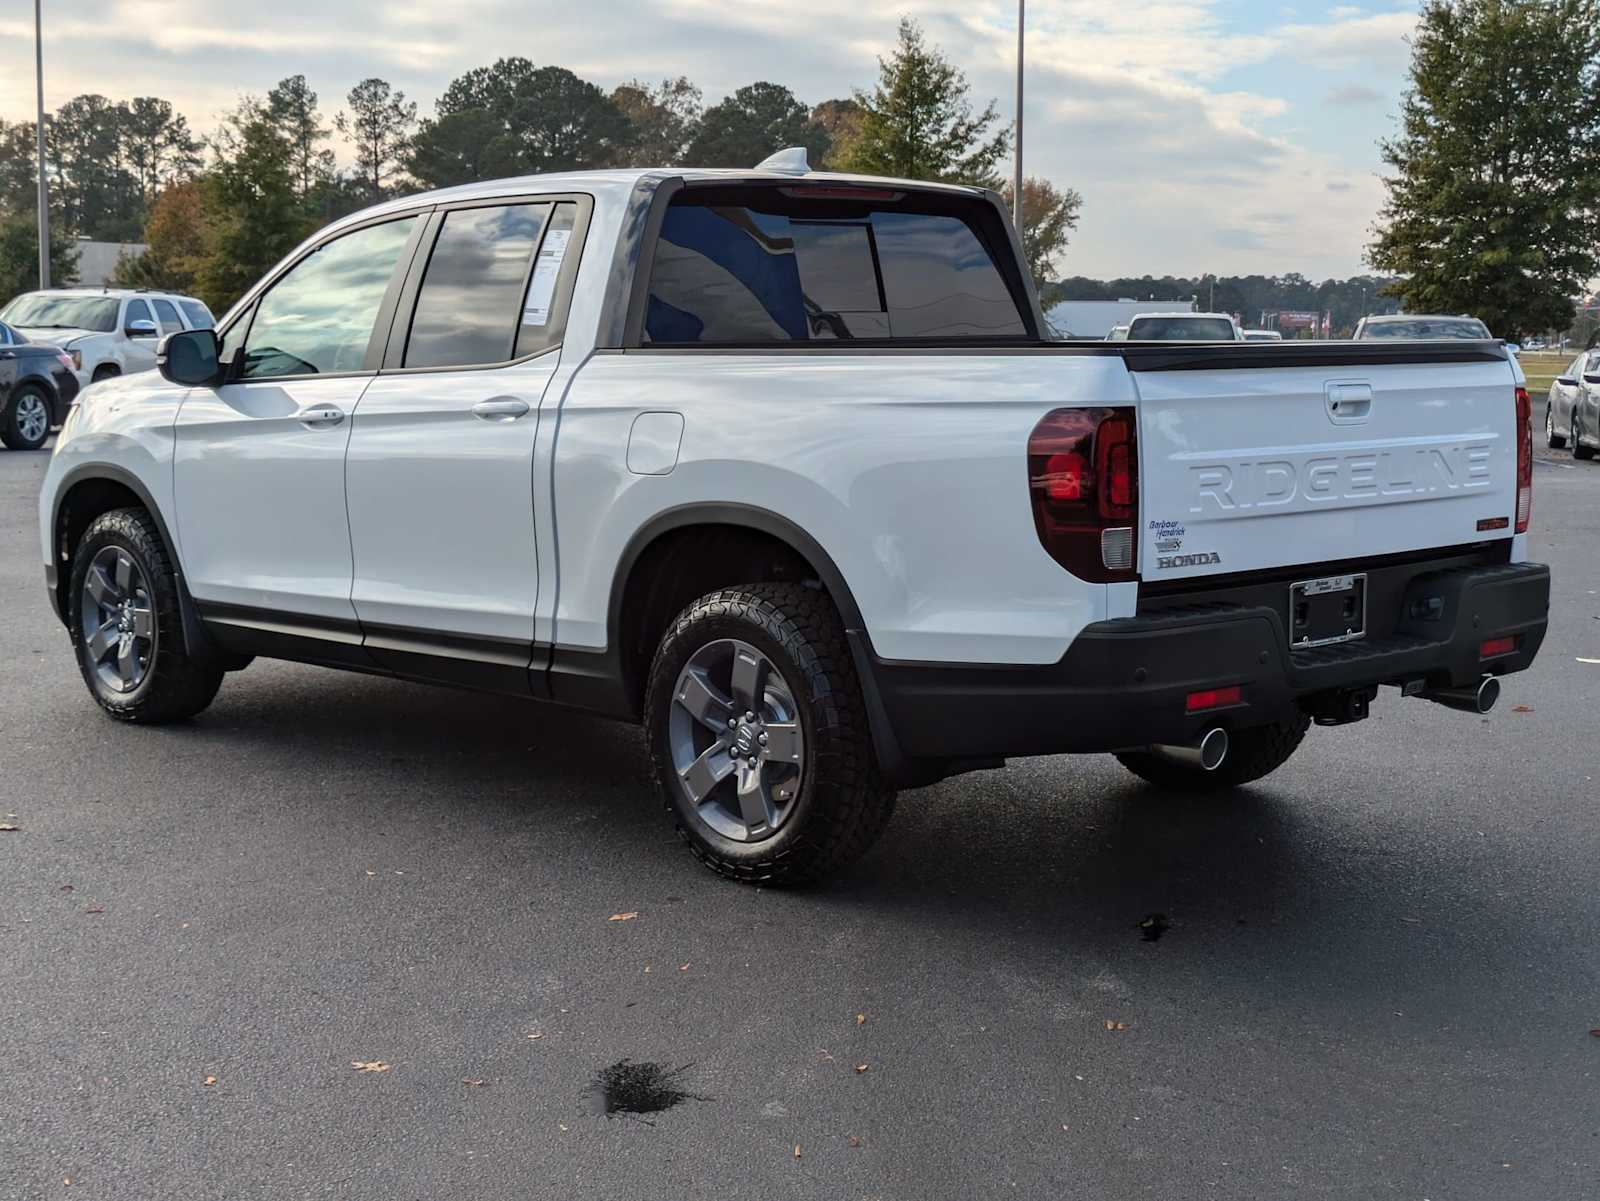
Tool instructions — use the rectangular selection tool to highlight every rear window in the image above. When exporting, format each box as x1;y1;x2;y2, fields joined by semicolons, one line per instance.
1360;318;1490;340
1128;317;1236;341
179;300;214;329
643;187;1028;344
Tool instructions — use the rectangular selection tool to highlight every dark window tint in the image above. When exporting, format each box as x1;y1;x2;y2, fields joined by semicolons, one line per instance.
1128;316;1236;341
1361;318;1490;340
406;203;552;368
0;322;10;345
125;299;155;335
242;216;417;379
152;298;182;333
180;300;214;329
644;193;1025;344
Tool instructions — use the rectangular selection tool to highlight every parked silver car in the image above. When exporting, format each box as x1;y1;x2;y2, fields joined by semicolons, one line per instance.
1545;351;1597;459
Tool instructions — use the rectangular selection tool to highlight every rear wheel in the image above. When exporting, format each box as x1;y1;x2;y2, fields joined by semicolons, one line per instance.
1575;408;1595;460
645;583;894;885
1115;714;1311;793
67;507;223;723
1;384;52;450
1546;405;1567;449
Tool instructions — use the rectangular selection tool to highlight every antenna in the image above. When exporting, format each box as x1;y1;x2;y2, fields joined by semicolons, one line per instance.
754;147;811;176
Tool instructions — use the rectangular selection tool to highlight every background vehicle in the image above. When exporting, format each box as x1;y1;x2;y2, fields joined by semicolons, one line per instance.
1242;329;1283;342
1;289;215;387
1105;324;1129;341
39;155;1549;885
1353;314;1491;340
1;326;79;450
1126;312;1244;340
1544;350;1597;457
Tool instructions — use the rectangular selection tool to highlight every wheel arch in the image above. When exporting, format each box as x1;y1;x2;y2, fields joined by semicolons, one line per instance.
50;464;213;661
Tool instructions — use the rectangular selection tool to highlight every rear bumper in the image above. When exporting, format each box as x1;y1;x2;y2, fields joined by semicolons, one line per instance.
860;559;1549;774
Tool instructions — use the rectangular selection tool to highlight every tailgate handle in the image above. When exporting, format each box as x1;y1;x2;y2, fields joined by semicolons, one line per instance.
1325;381;1373;425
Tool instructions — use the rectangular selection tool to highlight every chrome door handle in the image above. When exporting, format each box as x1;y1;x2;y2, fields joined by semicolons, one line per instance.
298;405;345;428
472;397;530;422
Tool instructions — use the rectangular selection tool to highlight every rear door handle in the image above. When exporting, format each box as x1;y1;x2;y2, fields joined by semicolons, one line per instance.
298;404;345;428
472;397;530;422
1325;381;1373;425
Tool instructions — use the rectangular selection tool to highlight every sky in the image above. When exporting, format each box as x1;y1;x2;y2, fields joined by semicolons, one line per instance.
0;0;1422;279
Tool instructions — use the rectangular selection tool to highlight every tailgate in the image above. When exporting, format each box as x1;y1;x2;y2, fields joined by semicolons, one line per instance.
1132;350;1519;581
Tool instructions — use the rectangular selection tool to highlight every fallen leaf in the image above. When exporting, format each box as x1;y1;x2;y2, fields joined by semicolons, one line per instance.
855;1013;865;1025
854;1063;869;1074
558;1123;568;1132
793;1144;802;1160
85;906;104;914
818;1048;834;1062
63;1179;70;1187
1512;704;1534;713
365;871;376;877
462;1078;486;1087
527;1033;544;1041
848;1135;862;1148
643;965;651;973
679;963;690;971
0;824;17;832
1103;1020;1128;1031
1061;1124;1070;1132
351;1061;391;1073
1590;1028;1600;1038
202;1076;216;1087
608;911;639;922
60;884;74;892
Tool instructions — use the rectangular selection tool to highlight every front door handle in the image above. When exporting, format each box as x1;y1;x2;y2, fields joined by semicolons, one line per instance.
472;397;530;422
298;405;345;428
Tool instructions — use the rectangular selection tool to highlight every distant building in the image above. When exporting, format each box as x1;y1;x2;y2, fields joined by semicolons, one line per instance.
1044;298;1194;339
73;239;148;288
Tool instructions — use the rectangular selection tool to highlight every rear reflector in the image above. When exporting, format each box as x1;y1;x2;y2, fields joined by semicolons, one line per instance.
1515;386;1532;533
1479;636;1517;659
1186;685;1243;713
1101;527;1134;570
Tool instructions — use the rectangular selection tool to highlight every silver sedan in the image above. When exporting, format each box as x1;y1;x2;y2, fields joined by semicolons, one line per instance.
1547;352;1597;460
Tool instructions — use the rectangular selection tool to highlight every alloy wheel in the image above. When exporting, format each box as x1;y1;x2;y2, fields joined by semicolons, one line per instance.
667;638;805;843
80;546;155;693
15;393;48;444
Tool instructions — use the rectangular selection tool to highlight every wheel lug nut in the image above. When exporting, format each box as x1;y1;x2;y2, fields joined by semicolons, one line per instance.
748;757;758;768
758;732;768;745
728;718;738;728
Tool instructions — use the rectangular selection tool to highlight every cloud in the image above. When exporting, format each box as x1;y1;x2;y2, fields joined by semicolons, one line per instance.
1325;83;1384;107
0;0;1411;277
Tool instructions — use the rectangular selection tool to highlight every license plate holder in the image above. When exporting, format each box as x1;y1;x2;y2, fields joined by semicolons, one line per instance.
1289;573;1367;648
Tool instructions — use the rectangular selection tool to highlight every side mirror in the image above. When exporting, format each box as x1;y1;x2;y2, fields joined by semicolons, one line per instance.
1584;373;1600;386
1557;376;1577;387
157;328;221;387
125;318;158;338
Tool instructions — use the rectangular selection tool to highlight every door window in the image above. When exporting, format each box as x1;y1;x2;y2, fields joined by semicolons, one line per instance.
151;298;183;333
241;217;418;380
179;300;215;330
125;299;156;336
404;203;553;369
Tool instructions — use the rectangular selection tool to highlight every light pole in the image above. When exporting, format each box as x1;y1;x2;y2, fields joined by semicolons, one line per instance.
1012;0;1024;231
33;0;50;289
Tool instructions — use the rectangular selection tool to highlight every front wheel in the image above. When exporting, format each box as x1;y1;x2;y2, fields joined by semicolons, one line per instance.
645;583;895;885
1546;405;1567;450
67;507;224;723
1115;714;1311;793
1575;408;1595;460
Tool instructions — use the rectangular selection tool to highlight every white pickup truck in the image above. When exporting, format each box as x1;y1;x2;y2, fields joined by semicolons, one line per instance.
39;154;1550;884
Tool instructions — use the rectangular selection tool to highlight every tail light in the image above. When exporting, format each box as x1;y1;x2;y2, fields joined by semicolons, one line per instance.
1028;406;1139;582
68;349;82;371
1514;386;1531;533
55;351;75;372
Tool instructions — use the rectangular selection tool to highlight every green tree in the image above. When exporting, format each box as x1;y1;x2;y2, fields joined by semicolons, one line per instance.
336;78;417;201
810;98;863;168
1369;0;1600;340
118;97;201;211
0;215;78;305
49;94;141;239
267;75;336;203
611;76;702;166
836;18;1010;186
683;82;828;168
407;59;629;186
197;105;311;312
1001;177;1082;297
0;119;39;217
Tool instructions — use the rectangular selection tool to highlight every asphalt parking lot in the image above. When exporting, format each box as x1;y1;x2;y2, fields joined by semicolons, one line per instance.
1;430;1596;1201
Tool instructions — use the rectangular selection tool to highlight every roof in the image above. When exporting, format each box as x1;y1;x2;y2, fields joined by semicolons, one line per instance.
324;163;992;238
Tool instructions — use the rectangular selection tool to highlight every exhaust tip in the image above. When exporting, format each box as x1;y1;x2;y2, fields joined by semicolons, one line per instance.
1197;726;1229;772
1476;675;1500;714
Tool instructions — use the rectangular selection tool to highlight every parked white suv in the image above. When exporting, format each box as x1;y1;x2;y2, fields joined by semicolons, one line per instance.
1;288;214;387
38;158;1549;884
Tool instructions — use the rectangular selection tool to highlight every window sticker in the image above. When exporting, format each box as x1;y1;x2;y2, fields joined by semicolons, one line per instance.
523;228;572;327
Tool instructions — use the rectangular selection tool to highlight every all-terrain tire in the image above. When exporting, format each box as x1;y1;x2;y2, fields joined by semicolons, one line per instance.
1;383;52;450
1114;713;1312;793
645;582;895;886
67;507;224;723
